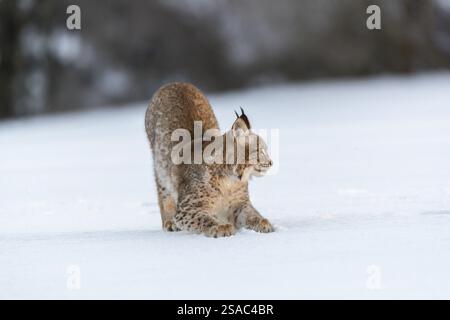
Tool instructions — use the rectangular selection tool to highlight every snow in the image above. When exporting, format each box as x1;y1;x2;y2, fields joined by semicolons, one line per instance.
1;73;450;299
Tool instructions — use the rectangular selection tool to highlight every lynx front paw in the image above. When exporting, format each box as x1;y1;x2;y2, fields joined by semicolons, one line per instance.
206;223;236;238
252;218;274;233
163;220;180;232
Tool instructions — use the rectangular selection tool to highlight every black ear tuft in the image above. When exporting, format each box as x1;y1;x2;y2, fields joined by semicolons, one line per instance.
239;107;251;129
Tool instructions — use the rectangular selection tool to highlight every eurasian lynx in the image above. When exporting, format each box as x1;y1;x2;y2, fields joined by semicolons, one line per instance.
145;83;274;237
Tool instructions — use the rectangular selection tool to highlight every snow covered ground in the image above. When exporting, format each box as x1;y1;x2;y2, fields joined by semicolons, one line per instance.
1;73;450;299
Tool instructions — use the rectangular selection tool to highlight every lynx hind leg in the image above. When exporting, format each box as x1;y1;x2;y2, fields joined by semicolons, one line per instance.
174;206;235;238
155;180;180;232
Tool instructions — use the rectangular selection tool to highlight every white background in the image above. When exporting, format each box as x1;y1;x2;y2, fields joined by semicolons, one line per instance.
1;73;450;299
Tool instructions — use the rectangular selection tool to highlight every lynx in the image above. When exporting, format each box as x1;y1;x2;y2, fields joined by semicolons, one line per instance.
145;83;274;237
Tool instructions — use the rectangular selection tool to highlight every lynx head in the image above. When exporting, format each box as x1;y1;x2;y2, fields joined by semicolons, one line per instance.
225;108;272;180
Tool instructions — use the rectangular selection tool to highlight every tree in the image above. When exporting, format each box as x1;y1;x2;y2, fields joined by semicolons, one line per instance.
0;0;22;118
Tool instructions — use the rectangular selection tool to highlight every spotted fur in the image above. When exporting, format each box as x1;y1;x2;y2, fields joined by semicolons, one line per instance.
145;83;274;237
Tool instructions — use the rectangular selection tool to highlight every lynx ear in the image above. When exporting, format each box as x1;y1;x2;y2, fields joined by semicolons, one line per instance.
232;107;251;137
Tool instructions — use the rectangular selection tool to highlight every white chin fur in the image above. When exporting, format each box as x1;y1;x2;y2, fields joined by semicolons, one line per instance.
251;167;268;177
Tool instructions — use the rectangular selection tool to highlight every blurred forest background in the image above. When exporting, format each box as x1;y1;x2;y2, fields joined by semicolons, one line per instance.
1;0;450;119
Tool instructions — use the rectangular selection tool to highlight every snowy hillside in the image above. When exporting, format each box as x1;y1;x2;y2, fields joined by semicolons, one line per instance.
1;73;450;299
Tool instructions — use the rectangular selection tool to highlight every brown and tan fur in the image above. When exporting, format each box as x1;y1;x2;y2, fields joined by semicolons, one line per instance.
145;83;274;237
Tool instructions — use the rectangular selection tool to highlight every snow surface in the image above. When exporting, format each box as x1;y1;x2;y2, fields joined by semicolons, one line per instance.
1;73;450;299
